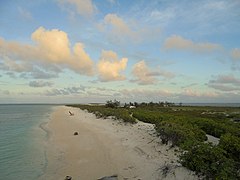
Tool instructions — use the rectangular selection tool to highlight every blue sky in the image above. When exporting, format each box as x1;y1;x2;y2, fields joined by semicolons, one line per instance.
0;0;240;103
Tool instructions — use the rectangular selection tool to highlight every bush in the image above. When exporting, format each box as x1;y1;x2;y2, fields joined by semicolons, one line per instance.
180;143;238;179
219;133;240;162
132;109;163;124
156;121;206;147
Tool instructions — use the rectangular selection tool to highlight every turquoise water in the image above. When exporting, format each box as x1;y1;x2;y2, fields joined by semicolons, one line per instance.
0;105;55;180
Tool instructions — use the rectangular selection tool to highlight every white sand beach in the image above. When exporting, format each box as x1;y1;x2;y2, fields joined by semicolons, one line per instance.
41;106;197;180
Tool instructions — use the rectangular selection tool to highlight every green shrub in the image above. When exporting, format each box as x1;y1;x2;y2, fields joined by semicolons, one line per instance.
180;143;238;179
219;133;240;162
132;110;163;124
156;121;206;147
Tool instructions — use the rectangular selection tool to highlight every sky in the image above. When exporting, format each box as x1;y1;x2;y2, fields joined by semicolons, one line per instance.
0;0;240;104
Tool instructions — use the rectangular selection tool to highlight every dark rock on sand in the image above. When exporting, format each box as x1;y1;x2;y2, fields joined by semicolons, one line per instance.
65;175;72;180
73;132;78;135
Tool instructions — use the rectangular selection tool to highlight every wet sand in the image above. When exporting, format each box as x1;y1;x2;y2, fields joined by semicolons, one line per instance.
41;106;197;180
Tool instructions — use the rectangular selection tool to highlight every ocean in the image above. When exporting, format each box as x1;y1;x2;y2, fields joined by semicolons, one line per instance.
0;104;56;180
183;103;240;107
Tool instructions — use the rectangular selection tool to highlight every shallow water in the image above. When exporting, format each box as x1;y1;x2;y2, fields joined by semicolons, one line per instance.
0;104;55;180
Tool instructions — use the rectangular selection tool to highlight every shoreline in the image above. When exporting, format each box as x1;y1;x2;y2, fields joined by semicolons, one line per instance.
41;106;197;180
38;121;51;179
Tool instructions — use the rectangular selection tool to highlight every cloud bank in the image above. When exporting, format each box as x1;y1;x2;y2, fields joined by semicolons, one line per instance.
207;74;240;92
29;80;53;88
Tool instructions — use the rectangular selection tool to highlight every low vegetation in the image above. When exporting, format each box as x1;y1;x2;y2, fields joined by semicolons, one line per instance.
68;101;240;179
68;103;136;123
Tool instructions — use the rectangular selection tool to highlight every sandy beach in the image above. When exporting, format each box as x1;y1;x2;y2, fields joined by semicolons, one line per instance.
41;106;197;180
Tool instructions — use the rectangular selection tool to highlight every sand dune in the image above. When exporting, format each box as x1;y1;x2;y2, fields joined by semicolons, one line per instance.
41;106;197;180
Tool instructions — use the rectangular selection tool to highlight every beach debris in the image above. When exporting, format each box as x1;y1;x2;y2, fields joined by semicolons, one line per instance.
69;111;74;116
65;175;72;180
97;174;118;180
233;118;240;122
158;164;177;178
73;132;79;135
134;146;146;156
162;165;170;177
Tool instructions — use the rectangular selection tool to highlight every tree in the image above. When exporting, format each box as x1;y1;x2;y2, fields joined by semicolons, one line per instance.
134;102;138;107
106;99;120;108
159;101;164;107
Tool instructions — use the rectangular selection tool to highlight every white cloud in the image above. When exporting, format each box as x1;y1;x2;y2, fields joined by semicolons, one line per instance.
99;13;161;44
0;27;94;77
100;13;135;43
104;14;132;36
58;0;95;17
70;43;94;75
31;27;71;63
119;88;173;102
33;27;94;75
177;89;221;103
97;51;128;81
181;89;218;98
163;35;222;53
131;60;156;85
131;60;174;85
97;50;128;82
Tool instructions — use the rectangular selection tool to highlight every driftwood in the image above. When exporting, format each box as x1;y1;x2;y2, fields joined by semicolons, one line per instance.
69;111;74;116
97;174;118;180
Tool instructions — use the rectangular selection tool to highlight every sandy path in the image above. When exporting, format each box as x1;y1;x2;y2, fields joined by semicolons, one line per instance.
41;106;197;180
